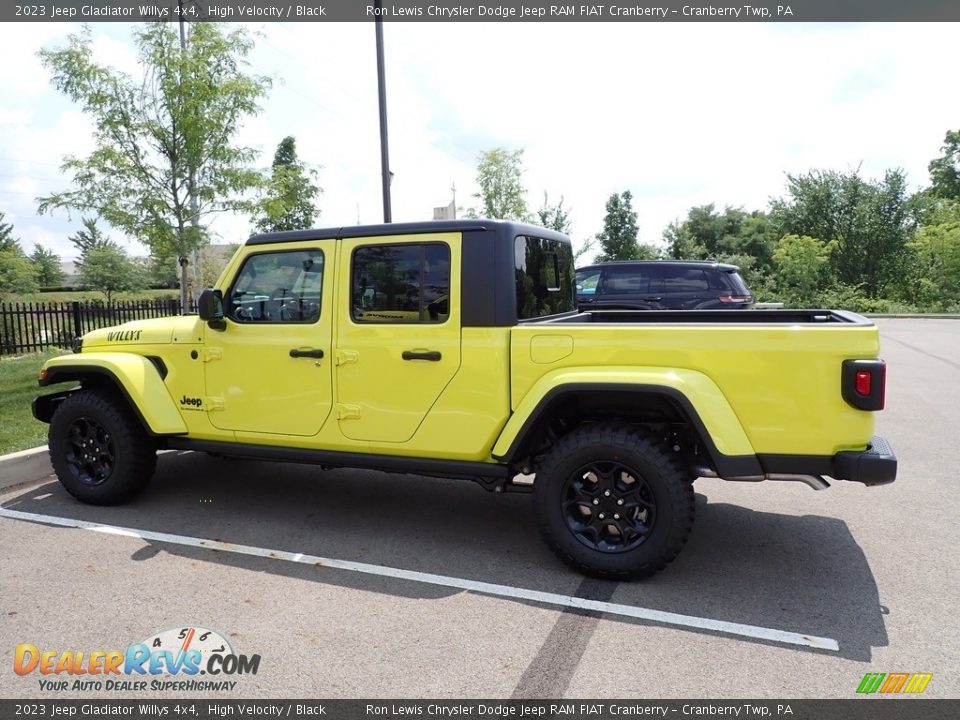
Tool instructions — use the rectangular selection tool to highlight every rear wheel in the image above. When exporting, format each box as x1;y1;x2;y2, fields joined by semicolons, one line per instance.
532;423;694;579
49;389;157;505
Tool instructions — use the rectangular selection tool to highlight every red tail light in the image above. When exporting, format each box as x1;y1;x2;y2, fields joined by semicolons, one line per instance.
718;295;752;303
842;360;885;411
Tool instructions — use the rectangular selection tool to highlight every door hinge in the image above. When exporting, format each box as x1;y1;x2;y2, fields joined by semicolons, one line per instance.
205;397;224;411
336;404;361;420
335;349;358;366
202;348;222;363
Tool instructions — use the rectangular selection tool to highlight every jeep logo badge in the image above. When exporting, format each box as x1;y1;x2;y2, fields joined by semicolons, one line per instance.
180;396;202;408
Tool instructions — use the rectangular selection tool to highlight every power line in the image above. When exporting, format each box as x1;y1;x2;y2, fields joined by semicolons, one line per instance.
0;157;63;167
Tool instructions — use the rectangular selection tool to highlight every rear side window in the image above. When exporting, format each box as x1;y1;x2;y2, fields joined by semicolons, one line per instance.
661;267;709;292
515;236;575;319
352;243;450;323
707;271;732;291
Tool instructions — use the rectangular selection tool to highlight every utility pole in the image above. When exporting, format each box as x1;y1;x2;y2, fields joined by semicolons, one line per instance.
178;0;201;313
451;183;457;219
375;0;392;223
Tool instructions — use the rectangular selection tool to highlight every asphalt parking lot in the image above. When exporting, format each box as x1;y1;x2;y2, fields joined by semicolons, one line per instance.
1;317;957;699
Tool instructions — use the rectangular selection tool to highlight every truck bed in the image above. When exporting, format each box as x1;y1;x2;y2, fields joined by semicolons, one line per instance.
509;308;881;459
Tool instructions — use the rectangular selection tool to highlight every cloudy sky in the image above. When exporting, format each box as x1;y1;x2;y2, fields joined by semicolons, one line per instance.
0;21;957;262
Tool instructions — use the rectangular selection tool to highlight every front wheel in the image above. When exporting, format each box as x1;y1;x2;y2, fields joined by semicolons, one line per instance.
532;423;695;579
49;389;157;505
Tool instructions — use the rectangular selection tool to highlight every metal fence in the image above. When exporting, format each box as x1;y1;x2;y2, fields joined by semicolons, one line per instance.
0;299;195;356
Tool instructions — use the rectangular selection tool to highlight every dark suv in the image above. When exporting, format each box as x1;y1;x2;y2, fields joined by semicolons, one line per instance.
575;260;755;311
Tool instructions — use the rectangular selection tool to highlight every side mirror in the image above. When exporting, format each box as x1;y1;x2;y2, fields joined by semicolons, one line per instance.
198;289;225;330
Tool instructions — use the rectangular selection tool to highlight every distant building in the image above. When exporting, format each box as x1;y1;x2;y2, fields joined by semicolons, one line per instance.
59;260;82;287
433;200;456;220
200;244;237;268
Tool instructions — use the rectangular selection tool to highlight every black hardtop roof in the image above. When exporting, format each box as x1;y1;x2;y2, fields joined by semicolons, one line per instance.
577;259;740;272
246;219;571;246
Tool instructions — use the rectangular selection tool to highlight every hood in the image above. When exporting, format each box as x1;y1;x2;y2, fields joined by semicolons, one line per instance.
82;315;205;348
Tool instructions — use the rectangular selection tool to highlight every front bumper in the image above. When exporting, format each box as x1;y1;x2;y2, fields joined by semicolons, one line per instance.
833;435;897;486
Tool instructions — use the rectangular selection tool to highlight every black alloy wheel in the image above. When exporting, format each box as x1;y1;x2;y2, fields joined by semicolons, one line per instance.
563;460;657;554
64;416;116;486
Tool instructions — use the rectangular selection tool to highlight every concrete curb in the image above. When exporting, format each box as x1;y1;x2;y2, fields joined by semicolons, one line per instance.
867;313;960;319
0;446;53;492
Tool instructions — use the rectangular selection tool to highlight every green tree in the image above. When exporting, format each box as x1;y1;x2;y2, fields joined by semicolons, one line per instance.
536;192;571;234
0;211;19;252
68;217;112;260
0;213;39;294
30;244;65;287
254;136;321;233
770;169;911;298
145;252;179;289
663;219;702;260
904;200;960;310
595;191;656;261
732;212;778;270
534;192;596;262
78;245;145;303
37;23;271;313
471;148;530;221
0;250;39;294
929;129;960;200
663;205;778;295
772;234;833;307
665;205;776;267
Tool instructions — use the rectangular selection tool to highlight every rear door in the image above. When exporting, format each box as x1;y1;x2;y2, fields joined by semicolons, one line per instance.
335;232;461;443
597;265;664;309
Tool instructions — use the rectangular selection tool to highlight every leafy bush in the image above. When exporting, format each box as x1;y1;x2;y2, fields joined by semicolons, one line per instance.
817;284;891;313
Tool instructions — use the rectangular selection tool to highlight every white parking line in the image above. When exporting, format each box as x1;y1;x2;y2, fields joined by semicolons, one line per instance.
0;507;839;652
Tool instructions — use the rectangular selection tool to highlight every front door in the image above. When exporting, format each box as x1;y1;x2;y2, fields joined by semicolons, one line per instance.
335;233;461;443
204;241;335;437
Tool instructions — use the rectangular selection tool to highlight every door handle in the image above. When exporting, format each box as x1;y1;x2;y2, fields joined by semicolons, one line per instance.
402;350;442;361
642;296;662;301
289;348;324;359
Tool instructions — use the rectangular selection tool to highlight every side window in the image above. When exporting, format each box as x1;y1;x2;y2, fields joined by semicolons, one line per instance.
602;267;650;295
575;269;601;295
226;249;324;324
352;243;451;323
707;270;730;291
663;268;709;292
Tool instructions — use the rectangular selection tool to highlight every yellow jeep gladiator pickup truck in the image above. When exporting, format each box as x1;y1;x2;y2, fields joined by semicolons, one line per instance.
33;220;896;578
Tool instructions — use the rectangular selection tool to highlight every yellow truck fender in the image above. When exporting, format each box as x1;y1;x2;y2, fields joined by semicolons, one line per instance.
36;353;188;436
491;366;761;477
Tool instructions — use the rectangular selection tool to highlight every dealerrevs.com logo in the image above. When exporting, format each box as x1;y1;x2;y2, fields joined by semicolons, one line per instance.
14;626;261;693
856;672;933;695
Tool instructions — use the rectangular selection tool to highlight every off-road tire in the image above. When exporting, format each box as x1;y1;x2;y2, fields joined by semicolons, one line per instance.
532;422;695;579
49;389;157;505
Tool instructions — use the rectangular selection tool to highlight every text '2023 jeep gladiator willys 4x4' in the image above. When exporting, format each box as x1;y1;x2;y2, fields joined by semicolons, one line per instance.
33;220;897;578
